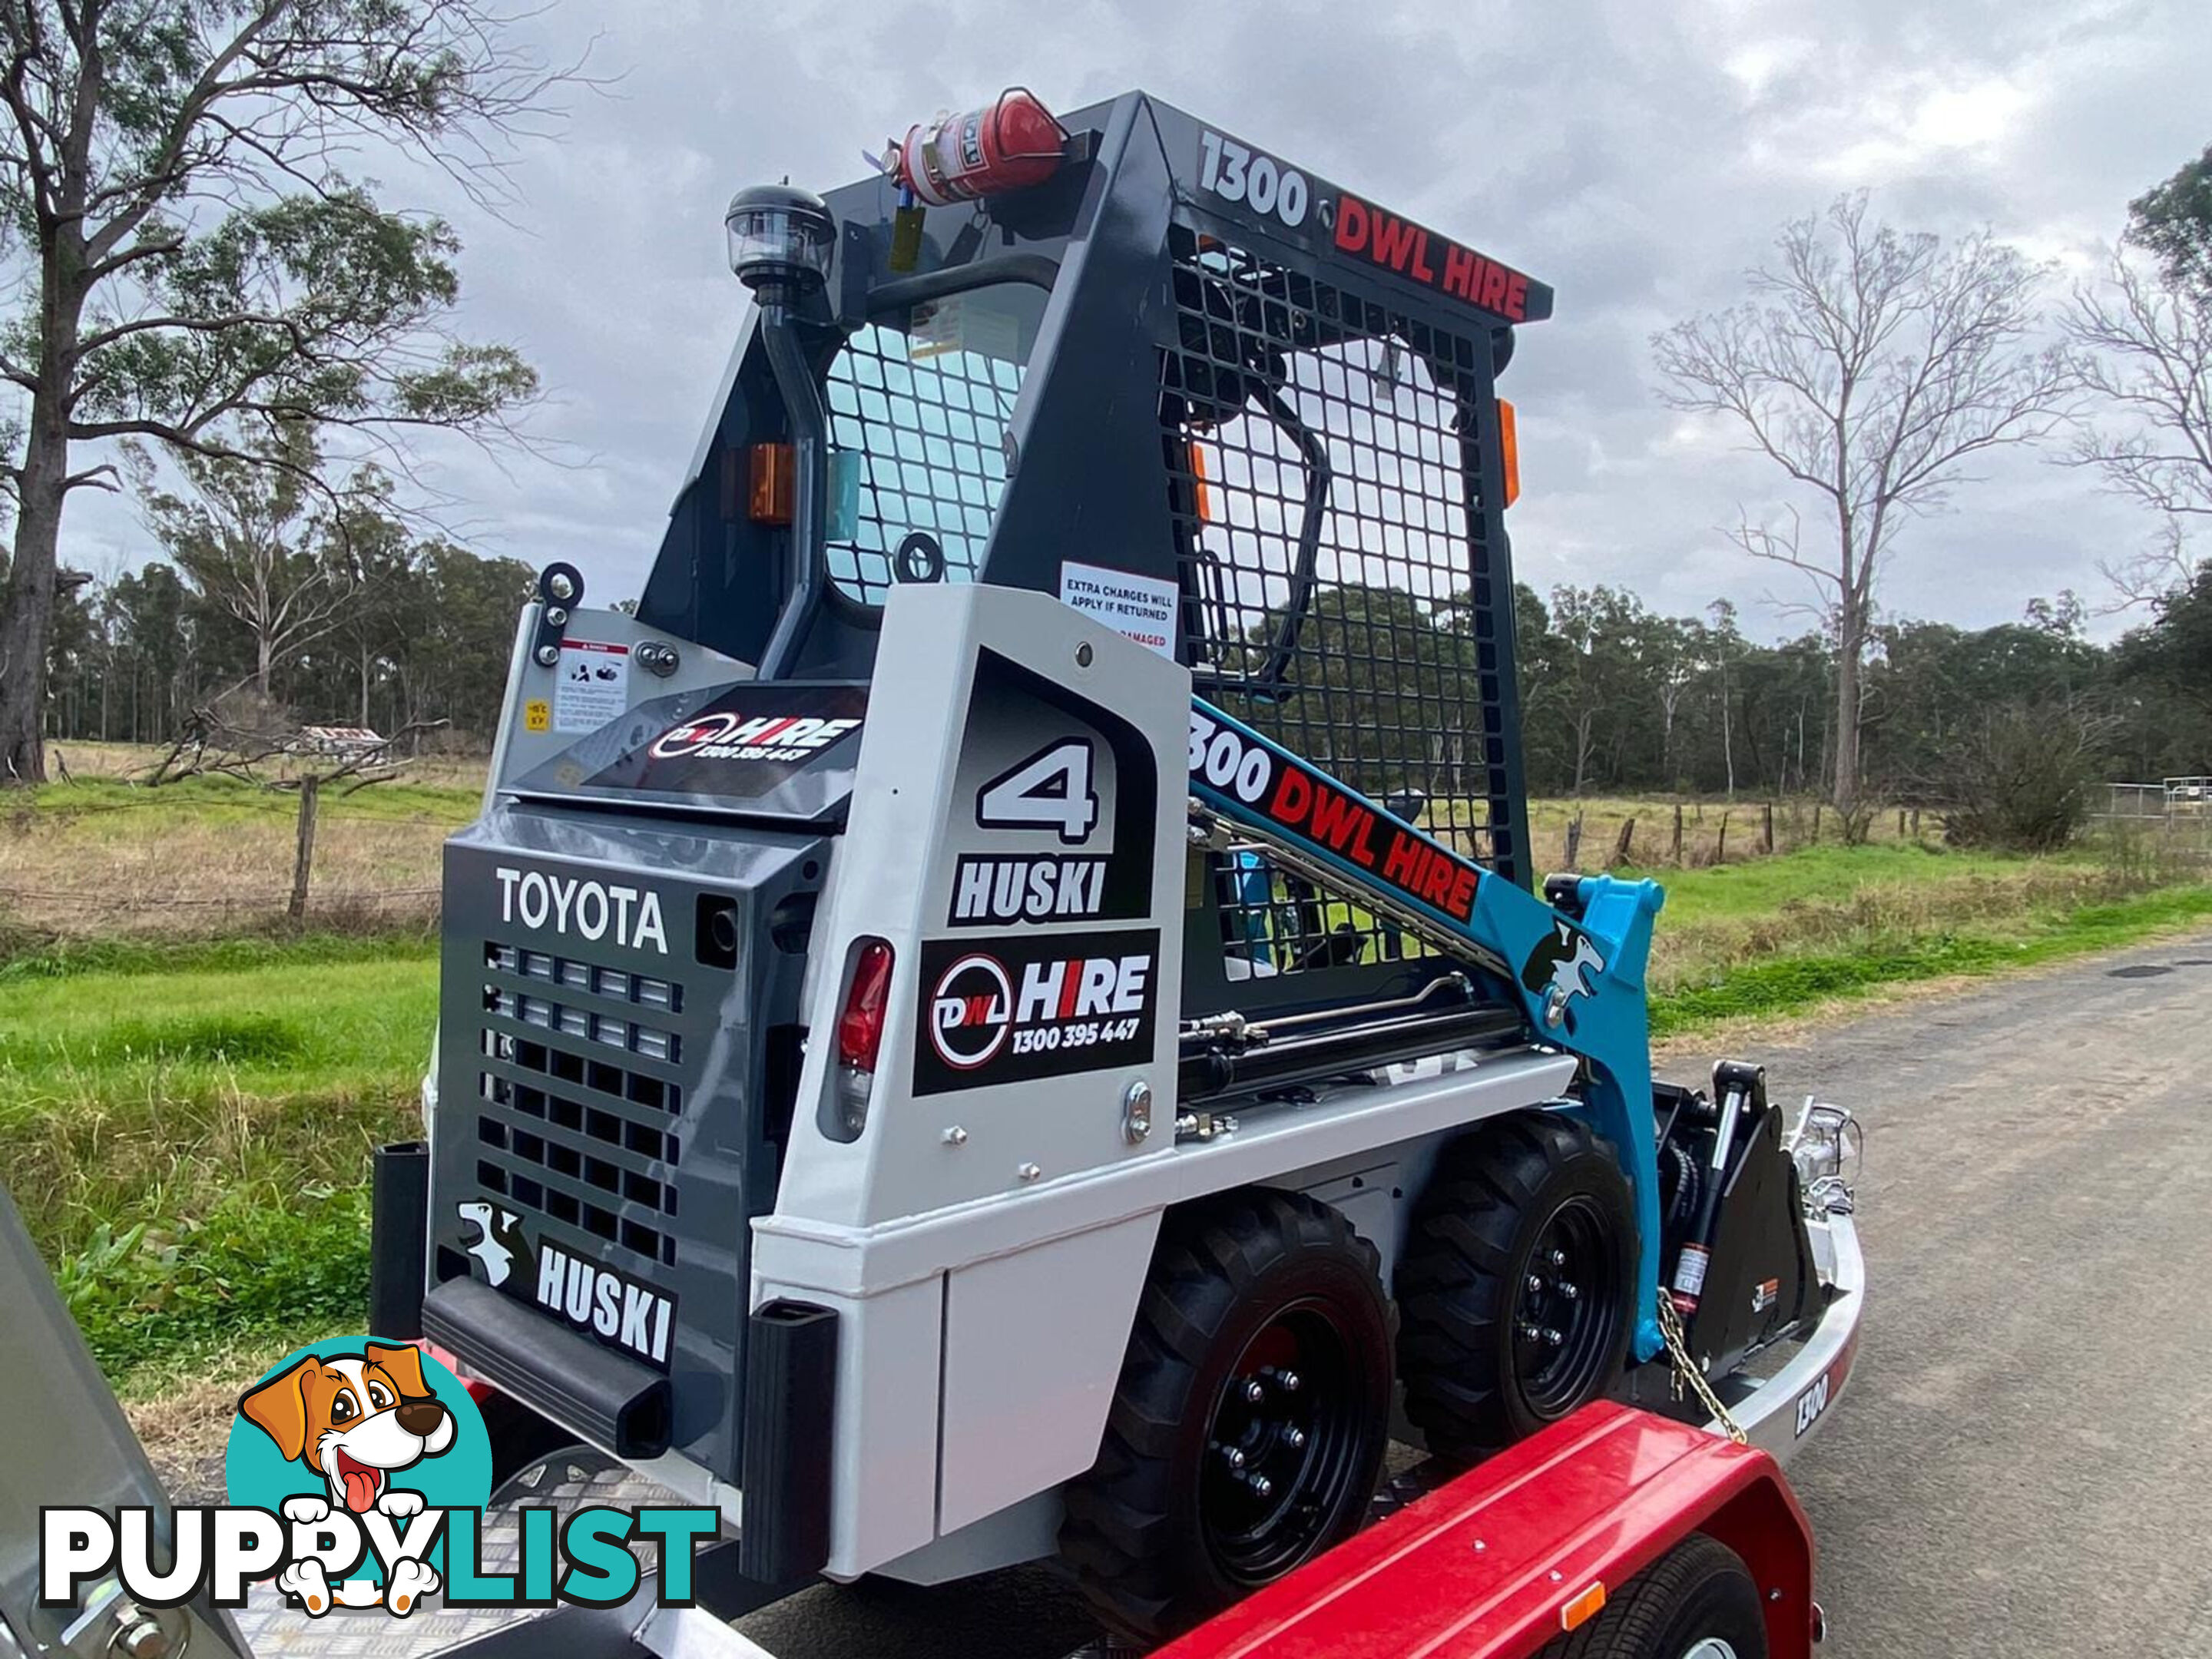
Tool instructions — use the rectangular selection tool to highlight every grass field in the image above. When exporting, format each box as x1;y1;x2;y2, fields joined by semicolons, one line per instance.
3;744;1938;947
7;742;2210;1399
2;750;478;943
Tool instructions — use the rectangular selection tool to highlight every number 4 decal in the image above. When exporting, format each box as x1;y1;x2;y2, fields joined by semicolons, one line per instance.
977;739;1100;846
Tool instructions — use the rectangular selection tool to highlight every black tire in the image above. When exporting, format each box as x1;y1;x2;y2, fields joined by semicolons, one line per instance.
1398;1111;1636;1465
1059;1189;1396;1644
1537;1533;1768;1658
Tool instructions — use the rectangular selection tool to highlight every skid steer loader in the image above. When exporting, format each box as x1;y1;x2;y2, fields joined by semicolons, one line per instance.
367;88;1864;1645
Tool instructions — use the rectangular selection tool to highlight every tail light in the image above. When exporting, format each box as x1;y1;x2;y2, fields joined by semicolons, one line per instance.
835;939;895;1136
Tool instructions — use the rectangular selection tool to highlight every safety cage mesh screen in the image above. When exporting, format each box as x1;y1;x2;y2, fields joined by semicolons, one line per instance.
823;296;1028;606
1161;224;1522;975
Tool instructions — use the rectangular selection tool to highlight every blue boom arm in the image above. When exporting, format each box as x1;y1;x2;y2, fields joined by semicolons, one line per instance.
1187;699;1667;1362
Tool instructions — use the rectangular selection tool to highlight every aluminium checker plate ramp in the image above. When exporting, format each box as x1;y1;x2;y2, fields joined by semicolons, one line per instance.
225;1447;1138;1659
227;1448;688;1657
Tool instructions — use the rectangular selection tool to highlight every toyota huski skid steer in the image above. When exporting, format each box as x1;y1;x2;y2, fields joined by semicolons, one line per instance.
369;88;1865;1644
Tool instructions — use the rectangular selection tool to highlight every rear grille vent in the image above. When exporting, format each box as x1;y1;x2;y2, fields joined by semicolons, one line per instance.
475;937;687;1270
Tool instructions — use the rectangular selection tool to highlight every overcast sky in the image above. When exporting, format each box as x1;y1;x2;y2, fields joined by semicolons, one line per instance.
57;0;2212;641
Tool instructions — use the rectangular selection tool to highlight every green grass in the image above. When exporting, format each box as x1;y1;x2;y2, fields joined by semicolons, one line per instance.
15;771;480;826
7;838;2209;1397
0;945;437;1391
1647;880;2212;1033
1630;843;2016;926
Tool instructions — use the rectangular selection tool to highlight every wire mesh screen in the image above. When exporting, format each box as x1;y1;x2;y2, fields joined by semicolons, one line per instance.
1210;841;1435;981
823;293;1030;606
1161;226;1523;970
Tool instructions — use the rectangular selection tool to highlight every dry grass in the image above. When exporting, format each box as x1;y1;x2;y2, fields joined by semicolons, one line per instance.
2;743;483;945
1421;791;1942;873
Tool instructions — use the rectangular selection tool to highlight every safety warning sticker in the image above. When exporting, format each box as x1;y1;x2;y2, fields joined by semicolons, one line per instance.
1058;561;1177;658
553;640;629;733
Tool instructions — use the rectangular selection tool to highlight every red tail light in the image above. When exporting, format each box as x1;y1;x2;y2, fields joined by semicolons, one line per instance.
837;939;895;1071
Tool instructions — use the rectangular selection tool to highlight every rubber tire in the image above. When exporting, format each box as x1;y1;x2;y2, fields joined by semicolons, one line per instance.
1059;1189;1396;1644
1398;1110;1637;1465
1536;1533;1768;1658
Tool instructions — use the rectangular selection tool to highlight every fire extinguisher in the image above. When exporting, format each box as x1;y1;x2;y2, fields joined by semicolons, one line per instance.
886;88;1068;207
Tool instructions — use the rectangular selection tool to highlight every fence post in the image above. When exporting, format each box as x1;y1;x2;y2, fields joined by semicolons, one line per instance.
288;775;320;924
1763;802;1775;854
1897;806;1906;839
1565;814;1584;869
1811;802;1821;842
1717;810;1730;863
1672;803;1685;863
1612;817;1636;866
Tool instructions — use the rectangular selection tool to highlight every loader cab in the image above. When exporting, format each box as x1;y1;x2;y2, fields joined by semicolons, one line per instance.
638;91;1548;1028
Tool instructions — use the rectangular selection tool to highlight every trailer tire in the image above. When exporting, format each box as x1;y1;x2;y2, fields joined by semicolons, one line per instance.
1536;1532;1767;1657
1059;1188;1395;1644
1398;1110;1635;1465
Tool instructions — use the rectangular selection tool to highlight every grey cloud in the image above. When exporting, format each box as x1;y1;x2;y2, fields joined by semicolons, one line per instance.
52;0;2212;647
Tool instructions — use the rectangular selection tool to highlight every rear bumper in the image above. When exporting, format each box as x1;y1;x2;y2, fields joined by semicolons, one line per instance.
423;1275;674;1460
1706;1209;1863;1462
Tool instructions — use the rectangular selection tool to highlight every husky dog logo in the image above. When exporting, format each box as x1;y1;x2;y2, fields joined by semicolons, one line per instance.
1522;919;1608;1031
457;1200;533;1290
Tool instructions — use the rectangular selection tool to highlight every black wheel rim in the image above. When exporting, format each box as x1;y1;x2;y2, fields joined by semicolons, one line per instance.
1198;1299;1368;1584
1512;1195;1623;1417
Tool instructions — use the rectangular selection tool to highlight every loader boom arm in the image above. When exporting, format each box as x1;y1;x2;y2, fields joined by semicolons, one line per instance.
1187;697;1667;1360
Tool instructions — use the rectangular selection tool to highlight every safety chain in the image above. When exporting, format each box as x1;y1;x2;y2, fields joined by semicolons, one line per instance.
1657;1293;1749;1446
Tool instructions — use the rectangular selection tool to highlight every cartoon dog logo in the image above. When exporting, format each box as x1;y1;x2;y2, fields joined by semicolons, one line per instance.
457;1200;533;1290
1521;919;1608;1031
237;1343;455;1616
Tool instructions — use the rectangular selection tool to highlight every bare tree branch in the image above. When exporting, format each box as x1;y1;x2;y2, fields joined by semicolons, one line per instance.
2063;248;2212;608
1652;192;2073;813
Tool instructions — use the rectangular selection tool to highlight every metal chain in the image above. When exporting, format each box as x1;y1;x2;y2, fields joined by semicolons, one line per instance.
1657;1293;1749;1446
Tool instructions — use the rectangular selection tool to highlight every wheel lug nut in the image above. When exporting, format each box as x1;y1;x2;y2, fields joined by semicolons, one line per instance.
1214;1442;1246;1469
1270;1369;1300;1392
1243;1472;1274;1498
1548;1249;1568;1269
1543;1327;1564;1348
1558;1282;1580;1302
1518;1322;1541;1342
1525;1274;1545;1295
1282;1426;1307;1450
1243;1379;1266;1403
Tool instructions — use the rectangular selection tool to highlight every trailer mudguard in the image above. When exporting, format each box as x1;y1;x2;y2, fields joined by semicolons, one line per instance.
1156;1401;1816;1659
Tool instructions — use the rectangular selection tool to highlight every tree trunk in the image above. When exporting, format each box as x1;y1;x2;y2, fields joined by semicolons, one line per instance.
257;631;274;700
0;240;88;786
288;775;321;922
1830;620;1860;816
1720;674;1735;799
0;425;71;784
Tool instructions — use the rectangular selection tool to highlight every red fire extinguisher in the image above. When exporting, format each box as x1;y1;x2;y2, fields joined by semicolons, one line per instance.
886;88;1068;207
